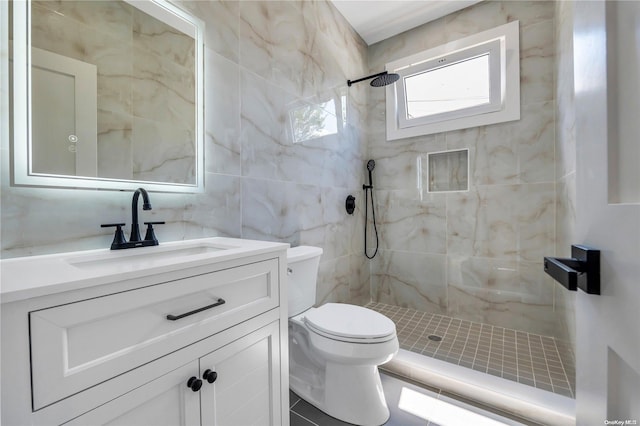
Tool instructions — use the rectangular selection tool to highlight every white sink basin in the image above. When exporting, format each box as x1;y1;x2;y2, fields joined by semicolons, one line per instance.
67;246;226;269
66;241;236;273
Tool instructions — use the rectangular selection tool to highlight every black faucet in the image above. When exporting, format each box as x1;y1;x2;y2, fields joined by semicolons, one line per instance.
130;188;152;242
101;188;165;250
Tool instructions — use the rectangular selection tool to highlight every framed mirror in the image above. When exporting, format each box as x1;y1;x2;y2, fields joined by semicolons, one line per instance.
11;0;204;192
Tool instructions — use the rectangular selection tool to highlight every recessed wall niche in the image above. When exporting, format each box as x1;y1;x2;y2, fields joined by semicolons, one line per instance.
427;148;469;193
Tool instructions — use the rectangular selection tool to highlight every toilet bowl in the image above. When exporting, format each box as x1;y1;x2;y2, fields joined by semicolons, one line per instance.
287;246;399;426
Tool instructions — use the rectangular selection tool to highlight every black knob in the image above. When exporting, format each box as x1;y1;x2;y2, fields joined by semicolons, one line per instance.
203;369;218;384
345;195;356;215
187;376;203;392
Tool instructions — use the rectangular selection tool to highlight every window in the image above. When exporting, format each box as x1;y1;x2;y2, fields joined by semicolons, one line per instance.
386;21;520;140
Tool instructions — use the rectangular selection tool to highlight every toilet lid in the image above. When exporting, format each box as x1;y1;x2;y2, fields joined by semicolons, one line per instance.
304;303;396;340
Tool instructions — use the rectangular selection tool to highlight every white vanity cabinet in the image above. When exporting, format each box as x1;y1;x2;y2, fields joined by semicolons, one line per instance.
65;321;281;426
0;238;290;426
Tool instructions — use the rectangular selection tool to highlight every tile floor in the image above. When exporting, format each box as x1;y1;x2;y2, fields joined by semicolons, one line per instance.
289;372;541;426
365;302;576;398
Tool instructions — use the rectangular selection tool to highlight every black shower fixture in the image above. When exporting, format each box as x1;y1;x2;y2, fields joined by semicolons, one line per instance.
347;71;400;88
345;195;356;215
364;159;375;189
363;160;379;259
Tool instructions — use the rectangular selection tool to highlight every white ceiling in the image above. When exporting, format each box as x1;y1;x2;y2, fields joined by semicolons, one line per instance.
330;0;483;45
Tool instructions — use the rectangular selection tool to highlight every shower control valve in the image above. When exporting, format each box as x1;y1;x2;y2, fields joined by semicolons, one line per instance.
345;195;356;215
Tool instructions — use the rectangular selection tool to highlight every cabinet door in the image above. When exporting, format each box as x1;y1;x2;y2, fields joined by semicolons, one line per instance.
200;321;282;426
64;361;201;426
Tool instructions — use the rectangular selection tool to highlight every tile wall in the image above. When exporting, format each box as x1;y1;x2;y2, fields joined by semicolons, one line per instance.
365;1;565;339
1;0;371;306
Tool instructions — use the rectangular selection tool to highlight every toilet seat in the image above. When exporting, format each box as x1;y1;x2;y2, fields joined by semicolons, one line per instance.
304;303;396;343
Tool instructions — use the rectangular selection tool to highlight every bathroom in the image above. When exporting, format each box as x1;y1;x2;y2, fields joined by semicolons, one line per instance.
1;0;639;425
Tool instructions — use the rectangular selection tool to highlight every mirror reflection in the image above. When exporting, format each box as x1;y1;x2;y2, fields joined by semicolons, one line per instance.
27;0;198;186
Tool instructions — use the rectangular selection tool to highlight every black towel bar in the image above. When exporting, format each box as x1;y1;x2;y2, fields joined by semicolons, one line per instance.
544;245;600;295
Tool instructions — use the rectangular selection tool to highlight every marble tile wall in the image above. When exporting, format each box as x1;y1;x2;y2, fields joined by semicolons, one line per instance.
1;0;370;306
366;1;566;339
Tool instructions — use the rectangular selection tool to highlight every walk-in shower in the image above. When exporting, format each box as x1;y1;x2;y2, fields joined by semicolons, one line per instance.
351;3;573;418
361;158;575;402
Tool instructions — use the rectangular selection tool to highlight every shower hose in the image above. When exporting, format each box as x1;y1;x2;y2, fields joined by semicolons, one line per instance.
364;185;379;259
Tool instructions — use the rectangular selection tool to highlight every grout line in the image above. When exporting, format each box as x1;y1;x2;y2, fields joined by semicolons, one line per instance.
411;312;435;352
516;332;522;382
290;398;301;410
554;338;576;397
290;410;320;426
446;317;462;361
459;319;473;366
487;326;494;372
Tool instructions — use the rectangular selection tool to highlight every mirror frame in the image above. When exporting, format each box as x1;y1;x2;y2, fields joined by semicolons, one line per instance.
11;0;205;193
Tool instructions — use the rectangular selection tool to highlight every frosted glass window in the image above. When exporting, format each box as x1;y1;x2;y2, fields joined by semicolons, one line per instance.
404;54;491;119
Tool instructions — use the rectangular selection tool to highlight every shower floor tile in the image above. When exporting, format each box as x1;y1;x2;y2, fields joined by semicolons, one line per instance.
366;302;575;398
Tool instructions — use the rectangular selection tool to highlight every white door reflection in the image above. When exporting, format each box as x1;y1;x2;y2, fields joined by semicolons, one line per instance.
31;47;98;177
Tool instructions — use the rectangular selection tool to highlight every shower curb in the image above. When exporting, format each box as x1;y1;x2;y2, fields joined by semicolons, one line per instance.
382;349;576;426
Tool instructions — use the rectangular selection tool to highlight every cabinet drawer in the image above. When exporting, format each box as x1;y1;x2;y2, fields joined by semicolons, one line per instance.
30;258;279;410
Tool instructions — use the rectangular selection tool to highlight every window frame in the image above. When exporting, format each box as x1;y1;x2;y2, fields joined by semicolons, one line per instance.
386;21;520;141
397;39;501;128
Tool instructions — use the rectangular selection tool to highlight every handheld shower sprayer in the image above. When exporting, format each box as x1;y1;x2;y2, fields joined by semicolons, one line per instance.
363;160;379;259
365;160;375;189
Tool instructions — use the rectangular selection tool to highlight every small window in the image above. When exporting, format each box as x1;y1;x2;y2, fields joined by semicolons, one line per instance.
386;21;520;140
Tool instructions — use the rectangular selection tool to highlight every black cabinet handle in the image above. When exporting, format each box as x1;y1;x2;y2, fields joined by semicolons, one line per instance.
166;298;226;321
203;369;218;384
187;376;202;392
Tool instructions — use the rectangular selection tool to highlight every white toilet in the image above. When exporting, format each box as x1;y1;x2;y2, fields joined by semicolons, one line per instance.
287;246;399;426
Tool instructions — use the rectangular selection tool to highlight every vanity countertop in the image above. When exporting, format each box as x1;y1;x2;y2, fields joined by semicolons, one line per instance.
0;237;288;303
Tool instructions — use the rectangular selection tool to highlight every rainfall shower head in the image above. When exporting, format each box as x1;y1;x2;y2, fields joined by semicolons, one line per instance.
347;71;399;88
370;72;400;87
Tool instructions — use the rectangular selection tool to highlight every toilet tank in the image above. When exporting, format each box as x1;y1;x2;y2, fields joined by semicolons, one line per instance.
287;246;323;317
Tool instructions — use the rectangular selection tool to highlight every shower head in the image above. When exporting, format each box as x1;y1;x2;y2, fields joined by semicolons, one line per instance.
370;72;400;87
347;71;399;88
